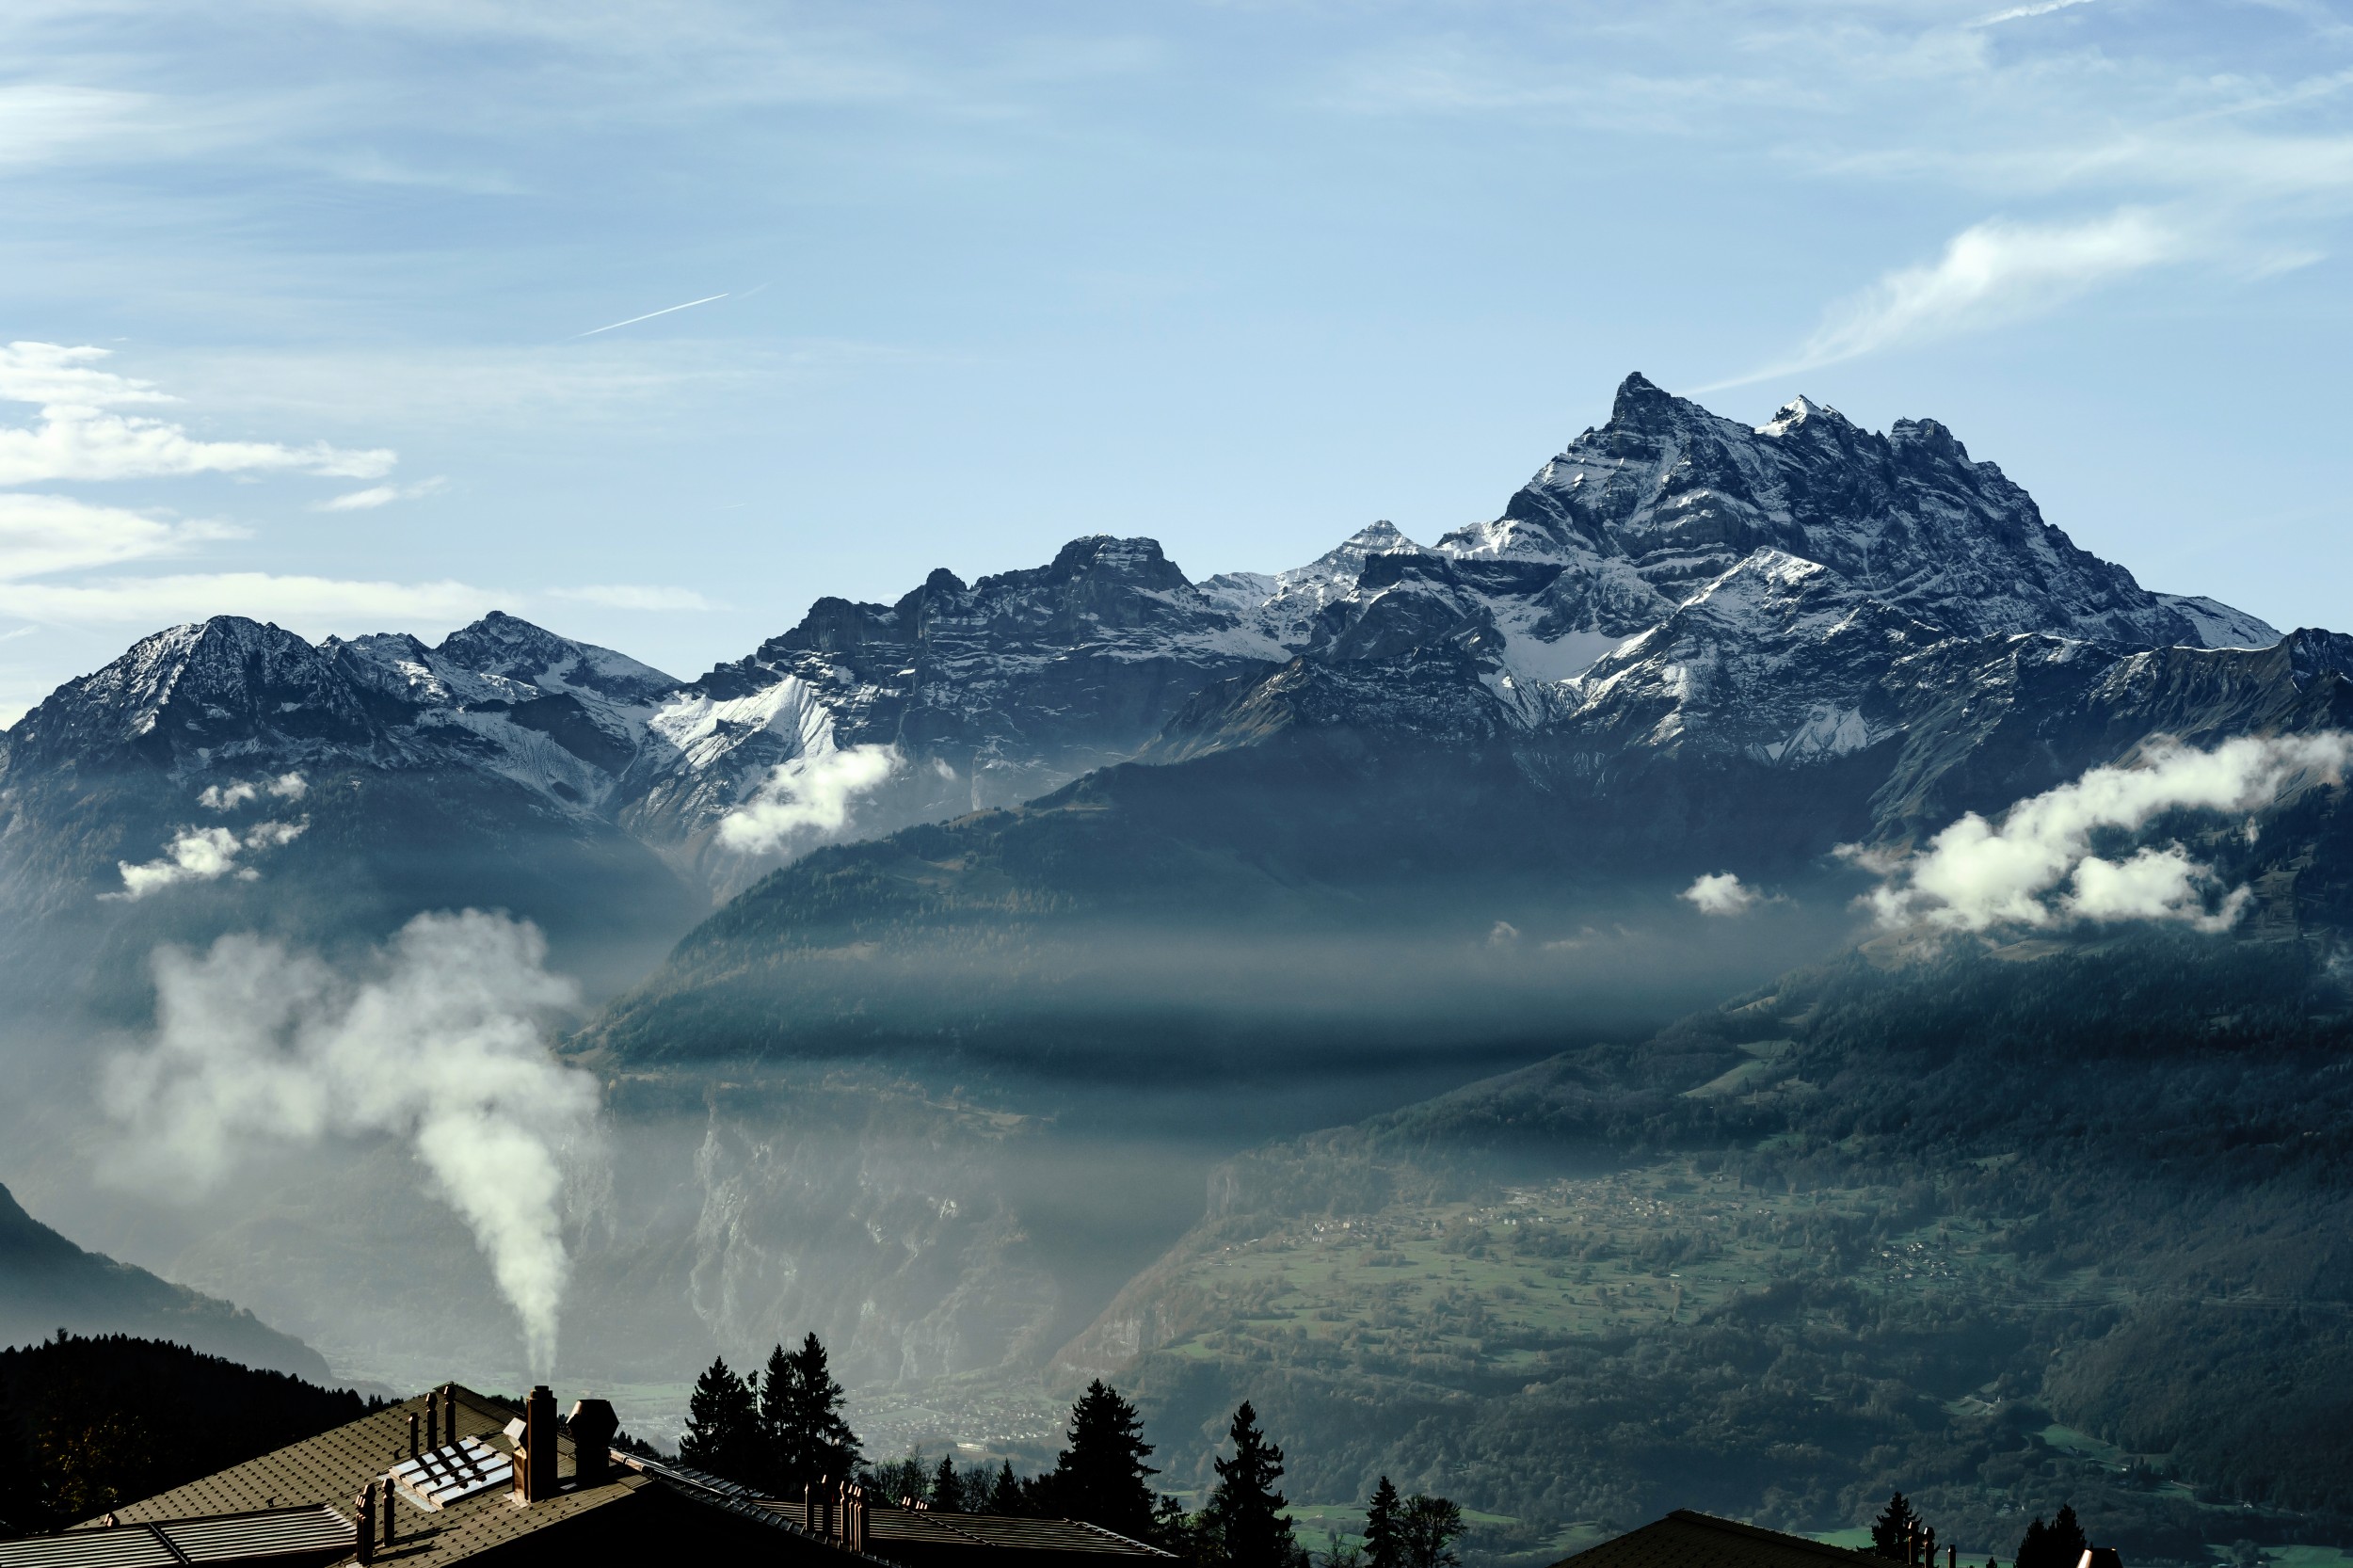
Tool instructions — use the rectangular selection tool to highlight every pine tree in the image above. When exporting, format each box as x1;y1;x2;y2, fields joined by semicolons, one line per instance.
1873;1493;1924;1562
986;1461;1026;1516
931;1453;965;1512
1364;1478;1403;1568
1400;1496;1464;1568
769;1333;861;1491
1206;1402;1298;1568
2016;1518;2050;1568
755;1342;794;1492
1049;1380;1160;1541
679;1356;758;1483
2047;1505;2088;1568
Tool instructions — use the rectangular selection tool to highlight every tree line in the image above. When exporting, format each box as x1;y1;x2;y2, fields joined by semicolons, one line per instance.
1873;1492;2090;1568
677;1337;1465;1568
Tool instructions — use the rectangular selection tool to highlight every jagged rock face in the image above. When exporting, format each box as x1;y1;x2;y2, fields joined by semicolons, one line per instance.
0;372;2295;999
1450;373;2280;650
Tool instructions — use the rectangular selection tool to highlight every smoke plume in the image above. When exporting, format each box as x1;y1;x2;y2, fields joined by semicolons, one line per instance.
1850;733;2351;933
718;742;897;855
99;910;599;1369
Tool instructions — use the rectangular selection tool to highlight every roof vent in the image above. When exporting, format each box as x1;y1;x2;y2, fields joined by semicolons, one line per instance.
568;1398;619;1488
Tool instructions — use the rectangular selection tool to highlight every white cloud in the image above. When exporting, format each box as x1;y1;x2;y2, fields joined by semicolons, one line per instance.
1680;872;1761;916
547;584;719;611
198;772;307;811
0;343;394;486
718;743;899;855
0;492;244;579
98;911;598;1371
0;572;505;632
0;343;175;408
107;816;309;900
317;476;447;512
0;402;394;487
1707;209;2185;388
1849;732;2352;933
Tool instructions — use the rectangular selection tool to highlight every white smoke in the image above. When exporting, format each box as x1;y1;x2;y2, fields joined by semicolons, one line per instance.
1681;872;1759;916
1850;733;2353;934
717;743;898;856
98;910;599;1370
109;815;309;899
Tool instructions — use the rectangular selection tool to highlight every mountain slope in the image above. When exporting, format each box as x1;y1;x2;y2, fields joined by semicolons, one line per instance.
1059;933;2353;1557
0;1180;330;1382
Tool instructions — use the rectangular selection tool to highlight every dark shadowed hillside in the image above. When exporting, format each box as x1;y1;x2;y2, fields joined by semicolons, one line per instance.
0;1181;330;1383
1060;934;2353;1564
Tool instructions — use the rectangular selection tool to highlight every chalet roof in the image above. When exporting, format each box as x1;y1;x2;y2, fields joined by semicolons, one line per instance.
0;1385;870;1568
761;1499;1170;1559
1557;1512;1888;1568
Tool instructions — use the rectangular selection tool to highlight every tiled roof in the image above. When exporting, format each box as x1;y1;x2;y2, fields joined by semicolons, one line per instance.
760;1500;1172;1559
0;1505;349;1568
1557;1512;1889;1568
68;1386;641;1566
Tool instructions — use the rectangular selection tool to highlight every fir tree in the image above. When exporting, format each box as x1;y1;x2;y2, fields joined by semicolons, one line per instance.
986;1461;1026;1515
1206;1402;1299;1568
1364;1478;1403;1568
679;1356;758;1483
1049;1380;1160;1541
1873;1493;1924;1562
769;1333;861;1491
755;1342;794;1492
1400;1496;1464;1568
931;1453;965;1512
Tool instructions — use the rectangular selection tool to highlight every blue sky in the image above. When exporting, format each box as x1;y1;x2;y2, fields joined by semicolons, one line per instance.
3;0;2351;717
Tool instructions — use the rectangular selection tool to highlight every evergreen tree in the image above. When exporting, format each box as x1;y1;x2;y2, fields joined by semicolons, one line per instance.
1400;1496;1464;1568
1049;1380;1160;1541
755;1342;794;1491
1873;1494;1924;1561
768;1333;861;1490
931;1453;965;1512
1364;1478;1403;1568
1206;1402;1299;1568
986;1461;1026;1515
2048;1506;2088;1568
679;1356;758;1483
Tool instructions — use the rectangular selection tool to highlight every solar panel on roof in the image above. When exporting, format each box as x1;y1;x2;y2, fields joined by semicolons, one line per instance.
0;1508;355;1568
388;1436;514;1509
0;1528;183;1568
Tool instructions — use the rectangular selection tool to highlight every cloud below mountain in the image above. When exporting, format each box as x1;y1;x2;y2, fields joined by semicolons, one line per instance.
1851;733;2353;933
718;743;900;855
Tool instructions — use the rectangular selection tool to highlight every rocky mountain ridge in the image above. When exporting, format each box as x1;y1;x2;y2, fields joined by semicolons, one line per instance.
0;373;2292;1002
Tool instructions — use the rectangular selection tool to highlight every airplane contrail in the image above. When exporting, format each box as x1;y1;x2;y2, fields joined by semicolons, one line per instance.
572;292;728;339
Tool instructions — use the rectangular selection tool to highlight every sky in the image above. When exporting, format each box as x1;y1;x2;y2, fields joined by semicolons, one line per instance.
4;0;2353;720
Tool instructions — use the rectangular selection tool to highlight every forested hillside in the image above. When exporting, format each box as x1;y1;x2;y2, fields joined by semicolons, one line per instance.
1064;935;2353;1564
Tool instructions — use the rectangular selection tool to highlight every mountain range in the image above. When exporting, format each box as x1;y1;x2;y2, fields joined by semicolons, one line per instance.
5;373;2351;1557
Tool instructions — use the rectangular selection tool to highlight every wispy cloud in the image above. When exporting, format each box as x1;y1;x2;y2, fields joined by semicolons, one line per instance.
1974;0;2095;26
0;493;245;579
316;476;447;511
0;343;393;485
546;584;717;611
0;572;505;632
1703;208;2185;389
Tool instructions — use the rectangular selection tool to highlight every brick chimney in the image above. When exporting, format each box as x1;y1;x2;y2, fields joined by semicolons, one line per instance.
513;1384;560;1503
354;1483;376;1565
568;1399;618;1488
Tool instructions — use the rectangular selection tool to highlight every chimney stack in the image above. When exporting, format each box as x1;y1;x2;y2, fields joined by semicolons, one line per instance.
514;1384;559;1503
424;1391;439;1451
381;1478;396;1546
568;1399;618;1489
354;1484;376;1565
407;1411;419;1459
